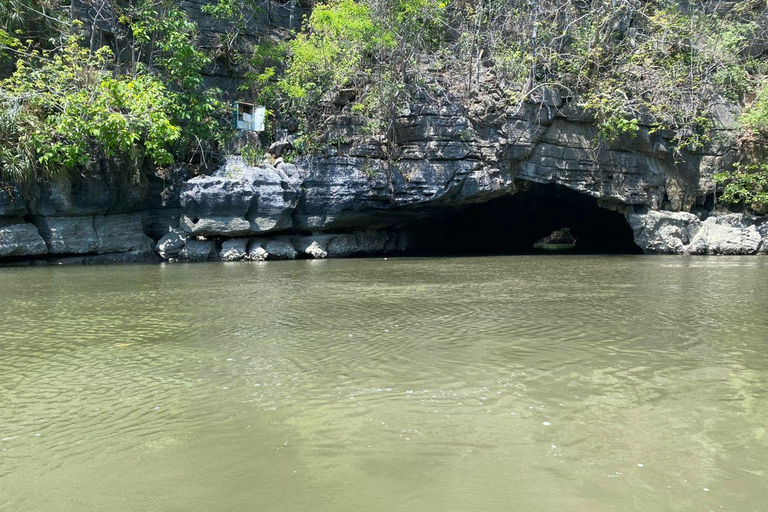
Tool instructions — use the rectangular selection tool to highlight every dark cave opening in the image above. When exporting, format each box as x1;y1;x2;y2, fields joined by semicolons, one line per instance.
402;183;643;255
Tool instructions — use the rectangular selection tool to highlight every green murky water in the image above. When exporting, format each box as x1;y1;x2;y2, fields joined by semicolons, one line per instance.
1;256;767;511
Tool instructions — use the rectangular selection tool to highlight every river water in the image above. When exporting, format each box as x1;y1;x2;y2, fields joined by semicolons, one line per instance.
1;256;767;511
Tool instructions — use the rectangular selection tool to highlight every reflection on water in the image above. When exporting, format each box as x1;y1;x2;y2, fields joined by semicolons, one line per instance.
1;256;767;512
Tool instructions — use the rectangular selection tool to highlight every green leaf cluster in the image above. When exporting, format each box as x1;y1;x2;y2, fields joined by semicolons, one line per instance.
0;38;179;183
249;0;445;140
715;163;768;213
741;81;768;137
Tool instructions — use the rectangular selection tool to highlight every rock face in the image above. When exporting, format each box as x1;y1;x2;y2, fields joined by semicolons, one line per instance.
629;211;768;255
1;1;758;262
0;222;47;258
179;158;301;236
161;97;764;258
1;95;766;263
179;240;218;262
0;160;186;264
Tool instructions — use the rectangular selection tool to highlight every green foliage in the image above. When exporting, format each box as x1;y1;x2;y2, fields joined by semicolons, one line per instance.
241;0;764;153
741;81;768;138
0;38;180;183
251;0;446;140
241;144;267;166
582;89;639;142
123;0;225;157
0;0;63;51
245;39;286;106
201;0;268;65
280;0;377;101
2;0;767;187
715;163;768;212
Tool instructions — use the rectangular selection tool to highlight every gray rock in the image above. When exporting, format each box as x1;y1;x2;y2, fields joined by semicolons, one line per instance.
180;157;299;236
221;238;249;261
530;86;563;108
247;239;269;262
326;234;360;258
33;213;153;255
0;222;47;257
628;211;768;255
180;214;252;236
178;240;218;262
155;228;189;259
0;187;26;218
34;216;97;254
688;214;762;255
4;91;762;263
627;210;700;254
82;250;159;264
291;234;332;259
268;139;293;156
264;238;297;260
93;214;155;254
758;221;768;255
354;230;390;254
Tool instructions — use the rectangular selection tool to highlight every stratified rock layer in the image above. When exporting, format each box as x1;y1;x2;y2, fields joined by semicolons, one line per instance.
1;97;766;263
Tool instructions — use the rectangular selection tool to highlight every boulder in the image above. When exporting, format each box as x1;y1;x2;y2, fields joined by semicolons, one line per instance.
627;210;700;254
0;222;47;257
291;234;332;259
264;238;297;260
178;240;218;262
155;228;189;259
628;211;768;255
180;157;300;236
220;238;249;261
247;239;269;261
688;214;763;255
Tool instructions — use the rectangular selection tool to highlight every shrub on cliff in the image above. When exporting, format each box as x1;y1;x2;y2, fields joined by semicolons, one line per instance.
246;0;446;140
244;0;765;158
0;0;227;185
0;38;180;183
715;163;768;214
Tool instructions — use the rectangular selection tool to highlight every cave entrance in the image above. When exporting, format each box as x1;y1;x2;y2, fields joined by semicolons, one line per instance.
403;183;642;255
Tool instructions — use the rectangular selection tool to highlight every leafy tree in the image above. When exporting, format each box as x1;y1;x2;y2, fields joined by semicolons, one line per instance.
715;163;768;213
0;38;179;184
119;0;225;161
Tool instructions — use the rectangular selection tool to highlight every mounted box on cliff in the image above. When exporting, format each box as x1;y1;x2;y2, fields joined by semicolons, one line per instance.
233;102;265;132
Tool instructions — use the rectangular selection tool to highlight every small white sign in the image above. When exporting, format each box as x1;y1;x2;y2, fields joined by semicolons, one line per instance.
254;106;266;132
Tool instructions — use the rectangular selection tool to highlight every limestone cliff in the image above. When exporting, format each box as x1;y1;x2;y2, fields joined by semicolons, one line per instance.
4;89;765;264
1;1;767;263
